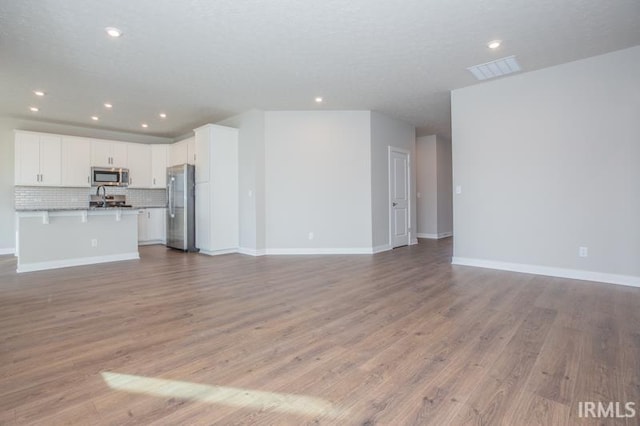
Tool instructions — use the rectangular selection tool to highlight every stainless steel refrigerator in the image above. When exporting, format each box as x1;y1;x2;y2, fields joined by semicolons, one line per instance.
166;164;197;251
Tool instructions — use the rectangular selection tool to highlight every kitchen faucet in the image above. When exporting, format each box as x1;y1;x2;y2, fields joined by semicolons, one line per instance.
96;185;107;207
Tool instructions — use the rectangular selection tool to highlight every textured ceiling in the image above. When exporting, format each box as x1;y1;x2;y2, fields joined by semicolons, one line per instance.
0;0;639;138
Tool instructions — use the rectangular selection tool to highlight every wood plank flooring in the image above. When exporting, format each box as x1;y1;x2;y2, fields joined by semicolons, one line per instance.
1;239;639;425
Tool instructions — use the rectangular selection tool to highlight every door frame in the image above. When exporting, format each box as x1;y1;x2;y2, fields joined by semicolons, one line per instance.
388;146;411;248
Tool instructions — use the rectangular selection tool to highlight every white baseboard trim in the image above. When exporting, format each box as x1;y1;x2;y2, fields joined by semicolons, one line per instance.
416;232;453;240
451;257;640;288
237;247;266;257
265;247;378;255
199;248;239;256
417;233;437;239
372;244;392;254
0;248;15;255
138;240;165;246
17;252;140;273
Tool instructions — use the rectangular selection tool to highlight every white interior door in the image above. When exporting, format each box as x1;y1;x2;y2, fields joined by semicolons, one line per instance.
389;148;410;248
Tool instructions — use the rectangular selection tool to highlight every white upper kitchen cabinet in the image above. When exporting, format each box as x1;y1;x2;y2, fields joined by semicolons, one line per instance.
194;124;238;184
127;143;152;188
193;124;239;255
194;129;209;184
169;137;195;166
187;137;196;165
169;139;188;166
61;136;91;187
91;140;128;167
15;131;61;186
151;144;168;188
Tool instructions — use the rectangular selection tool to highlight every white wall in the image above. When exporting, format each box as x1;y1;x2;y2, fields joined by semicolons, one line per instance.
416;134;453;239
436;135;453;236
416;135;438;236
370;111;417;248
0;117;172;253
218;110;266;252
451;46;640;285
264;111;373;251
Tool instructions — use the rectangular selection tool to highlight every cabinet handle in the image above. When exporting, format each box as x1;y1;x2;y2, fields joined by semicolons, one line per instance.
153;178;156;185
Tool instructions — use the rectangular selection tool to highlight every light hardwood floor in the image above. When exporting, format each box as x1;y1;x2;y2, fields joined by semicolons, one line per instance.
1;239;639;425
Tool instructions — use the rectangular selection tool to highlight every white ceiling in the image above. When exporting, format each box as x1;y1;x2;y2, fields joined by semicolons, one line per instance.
1;0;639;138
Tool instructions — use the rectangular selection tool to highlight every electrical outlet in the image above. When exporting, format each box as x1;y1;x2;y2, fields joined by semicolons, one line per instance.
91;239;98;248
455;185;462;194
579;246;588;258
308;232;314;240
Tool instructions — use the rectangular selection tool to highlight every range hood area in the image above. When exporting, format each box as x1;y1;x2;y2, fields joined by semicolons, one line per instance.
89;194;132;209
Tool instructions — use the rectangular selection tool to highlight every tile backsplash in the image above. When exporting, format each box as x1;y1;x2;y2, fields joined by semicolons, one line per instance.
127;189;167;208
14;186;167;210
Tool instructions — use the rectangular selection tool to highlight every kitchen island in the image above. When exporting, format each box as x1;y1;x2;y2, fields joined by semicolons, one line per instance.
15;208;139;273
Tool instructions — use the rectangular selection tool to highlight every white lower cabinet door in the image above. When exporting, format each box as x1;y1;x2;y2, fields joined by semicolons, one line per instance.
148;208;166;242
138;208;166;245
137;210;149;243
195;183;211;251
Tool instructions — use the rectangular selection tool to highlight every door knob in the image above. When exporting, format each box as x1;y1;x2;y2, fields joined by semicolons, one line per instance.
392;202;398;207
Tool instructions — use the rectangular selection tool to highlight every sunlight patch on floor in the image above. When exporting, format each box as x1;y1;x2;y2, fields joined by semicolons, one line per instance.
101;372;343;418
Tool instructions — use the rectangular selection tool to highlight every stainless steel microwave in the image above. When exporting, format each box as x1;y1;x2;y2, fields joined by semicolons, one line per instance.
91;167;130;187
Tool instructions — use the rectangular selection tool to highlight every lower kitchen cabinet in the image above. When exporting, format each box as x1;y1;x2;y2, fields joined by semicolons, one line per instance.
137;208;166;245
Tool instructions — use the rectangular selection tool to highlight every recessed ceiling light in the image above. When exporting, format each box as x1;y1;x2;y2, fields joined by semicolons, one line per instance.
488;40;501;49
159;113;167;119
29;106;39;112
315;97;323;103
105;27;122;38
104;103;113;109
91;116;99;121
141;123;148;128
33;90;45;97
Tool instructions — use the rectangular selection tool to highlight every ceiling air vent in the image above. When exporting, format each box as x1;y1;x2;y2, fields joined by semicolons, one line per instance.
467;55;521;81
